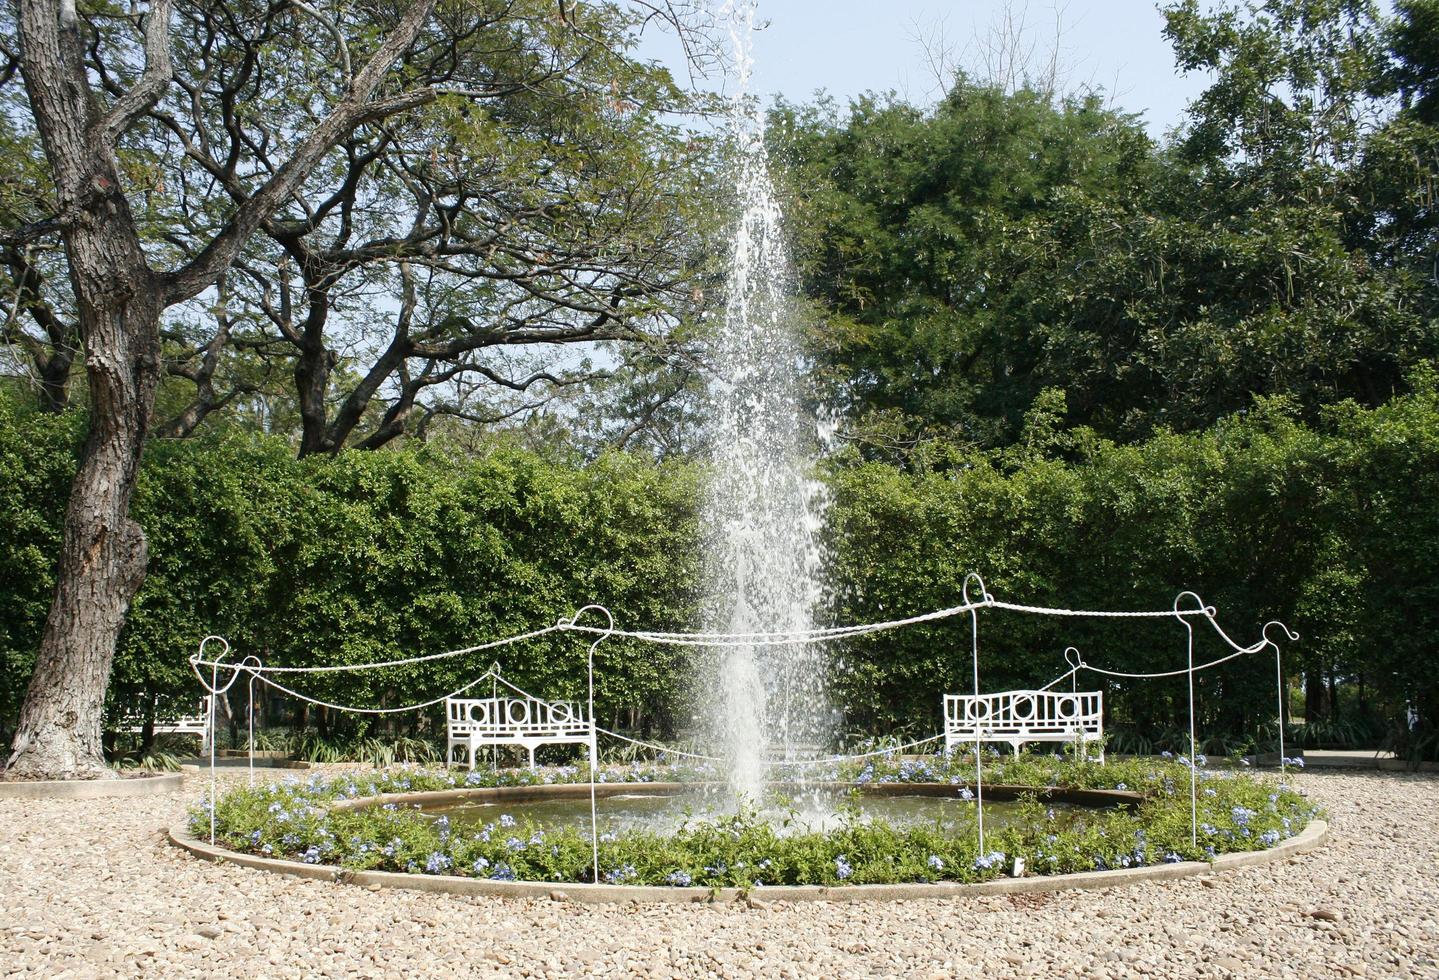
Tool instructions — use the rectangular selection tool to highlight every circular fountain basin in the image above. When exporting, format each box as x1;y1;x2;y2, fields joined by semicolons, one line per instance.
414;781;1119;836
170;779;1327;903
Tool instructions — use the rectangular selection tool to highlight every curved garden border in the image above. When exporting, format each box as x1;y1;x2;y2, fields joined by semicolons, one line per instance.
168;780;1328;903
0;771;183;799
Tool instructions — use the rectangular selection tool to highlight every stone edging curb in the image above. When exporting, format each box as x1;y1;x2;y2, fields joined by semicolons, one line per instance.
0;771;183;799
167;817;1327;904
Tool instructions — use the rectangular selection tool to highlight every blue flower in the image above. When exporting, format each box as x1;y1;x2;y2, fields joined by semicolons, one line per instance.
499;814;516;828
1115;782;1128;791
1163;852;1181;863
1258;829;1281;847
472;857;491;873
425;852;453;873
958;787;975;801
301;846;322;864
490;864;516;882
666;870;693;887
504;836;525;851
927;855;945;872
834;856;853;880
604;864;636;884
972;851;1006;871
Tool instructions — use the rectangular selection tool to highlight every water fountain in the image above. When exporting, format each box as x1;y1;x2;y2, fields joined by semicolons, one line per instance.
700;0;831;802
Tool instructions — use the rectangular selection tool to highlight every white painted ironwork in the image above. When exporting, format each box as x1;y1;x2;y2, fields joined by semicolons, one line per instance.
445;669;596;772
123;696;214;752
188;585;1299;858
943;689;1105;762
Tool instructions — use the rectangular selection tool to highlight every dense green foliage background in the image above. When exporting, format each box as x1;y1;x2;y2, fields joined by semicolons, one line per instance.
4;378;1435;752
3;0;1438;759
776;0;1439;454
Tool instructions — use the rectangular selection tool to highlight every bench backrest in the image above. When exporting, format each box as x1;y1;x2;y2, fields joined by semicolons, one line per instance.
447;696;589;736
944;690;1103;736
121;696;212;732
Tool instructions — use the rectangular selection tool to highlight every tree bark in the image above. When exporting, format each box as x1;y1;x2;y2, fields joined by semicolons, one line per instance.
3;0;164;780
4;0;437;779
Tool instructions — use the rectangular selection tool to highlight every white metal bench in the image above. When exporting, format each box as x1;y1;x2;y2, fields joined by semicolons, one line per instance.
123;696;213;752
446;673;596;771
943;690;1104;762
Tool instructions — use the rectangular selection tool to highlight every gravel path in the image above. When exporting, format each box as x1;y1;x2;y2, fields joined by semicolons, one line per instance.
2;768;1436;978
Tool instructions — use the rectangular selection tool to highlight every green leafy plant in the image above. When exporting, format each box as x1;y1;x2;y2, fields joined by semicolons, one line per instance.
194;752;1320;887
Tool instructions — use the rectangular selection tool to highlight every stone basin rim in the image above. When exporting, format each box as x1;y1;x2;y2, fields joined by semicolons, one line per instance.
167;778;1327;903
168;818;1327;904
0;771;183;799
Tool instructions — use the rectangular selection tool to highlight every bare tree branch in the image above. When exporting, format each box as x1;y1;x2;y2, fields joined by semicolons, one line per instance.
97;0;175;146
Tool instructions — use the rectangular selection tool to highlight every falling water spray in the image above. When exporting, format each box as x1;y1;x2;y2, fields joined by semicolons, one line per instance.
701;0;831;801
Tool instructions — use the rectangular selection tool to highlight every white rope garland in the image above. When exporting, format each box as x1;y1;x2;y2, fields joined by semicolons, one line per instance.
190;624;563;675
245;668;506;716
188;591;1260;678
593;727;947;767
595;728;724;763
187;578;1299;865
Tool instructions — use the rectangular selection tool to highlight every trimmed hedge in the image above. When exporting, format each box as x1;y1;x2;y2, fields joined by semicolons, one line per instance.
1;380;1436;754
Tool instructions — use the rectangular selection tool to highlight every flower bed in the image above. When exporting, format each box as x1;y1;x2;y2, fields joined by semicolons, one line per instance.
193;753;1319;889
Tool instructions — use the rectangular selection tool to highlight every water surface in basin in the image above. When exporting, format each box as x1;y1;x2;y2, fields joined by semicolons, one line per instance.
422;790;1091;837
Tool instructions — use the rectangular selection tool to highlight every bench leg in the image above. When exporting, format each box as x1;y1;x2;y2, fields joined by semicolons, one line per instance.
527;745;536;770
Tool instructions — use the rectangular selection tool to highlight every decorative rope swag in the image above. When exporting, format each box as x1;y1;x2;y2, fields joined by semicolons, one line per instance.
189;574;1297;879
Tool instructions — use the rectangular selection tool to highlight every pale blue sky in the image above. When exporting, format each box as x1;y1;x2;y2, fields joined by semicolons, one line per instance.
640;1;1215;137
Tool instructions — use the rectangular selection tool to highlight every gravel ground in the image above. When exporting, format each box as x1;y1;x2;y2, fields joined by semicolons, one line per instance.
2;768;1436;979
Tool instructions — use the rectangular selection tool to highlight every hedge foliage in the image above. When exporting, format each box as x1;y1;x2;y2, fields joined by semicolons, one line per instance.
2;378;1436;751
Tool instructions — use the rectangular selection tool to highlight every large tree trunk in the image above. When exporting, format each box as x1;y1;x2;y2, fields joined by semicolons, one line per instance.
3;0;164;779
4;0;437;779
4;243;162;778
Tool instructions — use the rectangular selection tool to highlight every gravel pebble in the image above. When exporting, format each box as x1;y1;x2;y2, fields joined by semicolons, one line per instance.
2;769;1437;977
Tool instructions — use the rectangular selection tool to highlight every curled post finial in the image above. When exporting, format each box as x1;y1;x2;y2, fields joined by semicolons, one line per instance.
1172;591;1207;620
961;572;993;606
232;655;264;687
1063;646;1084;671
191;636;254;695
567;604;615;638
196;635;230;664
1262;620;1299;648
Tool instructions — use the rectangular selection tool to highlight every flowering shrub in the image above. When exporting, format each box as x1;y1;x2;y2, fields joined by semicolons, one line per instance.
193;754;1319;888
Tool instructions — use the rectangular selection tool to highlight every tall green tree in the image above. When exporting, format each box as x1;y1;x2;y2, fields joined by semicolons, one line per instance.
0;0;707;780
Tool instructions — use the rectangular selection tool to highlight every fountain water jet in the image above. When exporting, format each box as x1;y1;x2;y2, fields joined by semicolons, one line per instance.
701;0;831;802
